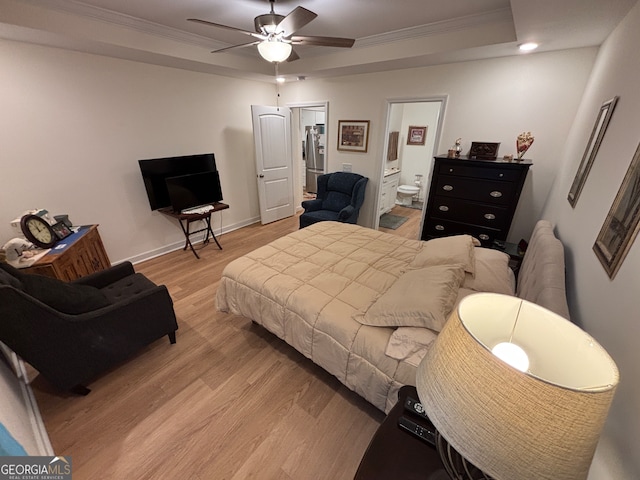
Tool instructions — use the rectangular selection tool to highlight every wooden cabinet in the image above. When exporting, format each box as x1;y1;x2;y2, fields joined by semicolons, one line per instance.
421;156;531;245
25;225;111;281
380;172;400;215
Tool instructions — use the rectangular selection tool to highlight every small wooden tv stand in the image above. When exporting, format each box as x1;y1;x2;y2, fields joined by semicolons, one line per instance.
158;202;229;259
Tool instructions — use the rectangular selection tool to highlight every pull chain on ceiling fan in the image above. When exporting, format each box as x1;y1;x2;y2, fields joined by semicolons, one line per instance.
188;0;355;63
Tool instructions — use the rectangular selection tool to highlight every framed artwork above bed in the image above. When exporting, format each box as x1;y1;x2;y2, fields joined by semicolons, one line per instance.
568;96;619;207
593;141;640;279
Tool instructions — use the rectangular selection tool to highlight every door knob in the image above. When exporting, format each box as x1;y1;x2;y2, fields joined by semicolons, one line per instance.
258;174;265;178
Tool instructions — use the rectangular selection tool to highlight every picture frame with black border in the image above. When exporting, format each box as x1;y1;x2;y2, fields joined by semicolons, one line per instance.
52;221;73;240
337;120;370;153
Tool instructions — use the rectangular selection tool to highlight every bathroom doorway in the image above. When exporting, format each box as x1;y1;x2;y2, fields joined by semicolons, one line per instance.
376;97;447;239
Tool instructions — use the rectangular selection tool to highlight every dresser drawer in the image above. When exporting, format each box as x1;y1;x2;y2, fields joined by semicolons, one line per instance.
423;219;501;245
429;196;509;229
437;162;522;182
435;175;516;205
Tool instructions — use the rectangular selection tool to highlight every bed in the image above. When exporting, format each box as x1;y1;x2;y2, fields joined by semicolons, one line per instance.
216;220;569;413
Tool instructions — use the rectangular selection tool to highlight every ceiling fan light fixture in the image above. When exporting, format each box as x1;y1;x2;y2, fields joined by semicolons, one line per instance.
255;13;285;35
258;40;292;63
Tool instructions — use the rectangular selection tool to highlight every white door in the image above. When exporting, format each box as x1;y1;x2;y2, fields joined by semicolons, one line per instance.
252;105;295;224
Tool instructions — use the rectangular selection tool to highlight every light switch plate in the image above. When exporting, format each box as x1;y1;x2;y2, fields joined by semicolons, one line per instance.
342;163;352;172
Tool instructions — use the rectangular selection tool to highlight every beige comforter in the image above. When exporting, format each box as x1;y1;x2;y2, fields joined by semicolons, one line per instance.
217;221;503;411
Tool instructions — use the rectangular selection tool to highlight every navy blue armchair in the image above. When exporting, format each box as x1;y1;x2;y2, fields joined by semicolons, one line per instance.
300;172;368;228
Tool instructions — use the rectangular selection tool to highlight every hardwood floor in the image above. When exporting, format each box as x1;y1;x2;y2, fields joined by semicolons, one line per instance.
32;215;429;480
378;204;424;240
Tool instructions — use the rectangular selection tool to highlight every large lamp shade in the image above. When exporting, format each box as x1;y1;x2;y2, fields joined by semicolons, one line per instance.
416;293;619;480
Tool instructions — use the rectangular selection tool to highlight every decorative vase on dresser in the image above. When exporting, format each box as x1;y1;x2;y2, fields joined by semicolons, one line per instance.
421;155;532;245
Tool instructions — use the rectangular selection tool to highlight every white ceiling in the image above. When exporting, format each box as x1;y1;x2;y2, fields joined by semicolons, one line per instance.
0;0;636;82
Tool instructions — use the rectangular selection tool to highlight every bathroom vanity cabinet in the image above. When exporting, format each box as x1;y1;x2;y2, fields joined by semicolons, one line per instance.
421;155;531;245
379;171;400;215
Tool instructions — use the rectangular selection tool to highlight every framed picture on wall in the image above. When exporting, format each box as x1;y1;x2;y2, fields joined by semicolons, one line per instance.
337;120;370;152
593;141;640;279
407;126;427;145
568;96;619;207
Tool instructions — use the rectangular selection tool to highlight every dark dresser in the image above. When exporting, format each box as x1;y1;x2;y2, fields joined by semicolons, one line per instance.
421;155;532;245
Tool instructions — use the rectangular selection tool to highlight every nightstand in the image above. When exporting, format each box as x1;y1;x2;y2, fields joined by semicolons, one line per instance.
490;240;526;273
355;385;448;479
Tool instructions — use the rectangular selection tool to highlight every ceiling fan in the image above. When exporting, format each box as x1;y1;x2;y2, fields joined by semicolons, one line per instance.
188;0;355;63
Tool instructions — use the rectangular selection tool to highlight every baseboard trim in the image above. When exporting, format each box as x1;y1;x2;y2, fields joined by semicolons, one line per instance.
116;216;261;266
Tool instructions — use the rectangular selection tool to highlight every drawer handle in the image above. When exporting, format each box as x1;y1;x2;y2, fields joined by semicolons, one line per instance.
435;225;445;231
484;213;496;220
479;234;490;241
449;168;454;173
443;185;454;191
438;205;449;212
499;173;504;178
490;190;503;198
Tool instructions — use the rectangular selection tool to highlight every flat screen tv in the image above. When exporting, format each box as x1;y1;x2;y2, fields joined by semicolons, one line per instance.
166;171;223;213
138;153;217;210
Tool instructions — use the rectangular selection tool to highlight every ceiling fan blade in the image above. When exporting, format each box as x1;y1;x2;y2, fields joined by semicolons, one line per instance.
211;41;260;54
290;35;355;48
277;7;317;37
287;49;300;62
187;18;265;40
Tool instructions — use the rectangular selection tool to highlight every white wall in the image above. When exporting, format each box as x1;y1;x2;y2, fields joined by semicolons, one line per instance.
397;102;441;201
542;3;640;478
0;39;274;263
281;48;597;242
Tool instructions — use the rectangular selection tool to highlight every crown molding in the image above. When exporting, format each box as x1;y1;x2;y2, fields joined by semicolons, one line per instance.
23;0;513;53
355;8;514;48
20;0;227;50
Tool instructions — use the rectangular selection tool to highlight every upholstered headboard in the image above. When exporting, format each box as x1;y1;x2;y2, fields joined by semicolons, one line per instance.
516;220;571;320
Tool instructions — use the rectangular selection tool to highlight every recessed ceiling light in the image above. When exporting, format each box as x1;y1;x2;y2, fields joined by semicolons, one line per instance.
519;42;539;52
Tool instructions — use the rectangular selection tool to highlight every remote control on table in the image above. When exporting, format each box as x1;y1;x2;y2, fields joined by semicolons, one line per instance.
397;415;436;446
405;396;430;420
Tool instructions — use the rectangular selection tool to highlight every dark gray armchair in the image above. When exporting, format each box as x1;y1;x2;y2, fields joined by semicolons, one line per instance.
300;172;368;228
0;261;178;394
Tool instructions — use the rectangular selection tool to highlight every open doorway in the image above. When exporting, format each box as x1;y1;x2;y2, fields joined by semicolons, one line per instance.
376;97;447;238
288;102;328;212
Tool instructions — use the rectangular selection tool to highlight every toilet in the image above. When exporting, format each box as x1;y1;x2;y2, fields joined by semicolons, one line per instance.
396;185;420;206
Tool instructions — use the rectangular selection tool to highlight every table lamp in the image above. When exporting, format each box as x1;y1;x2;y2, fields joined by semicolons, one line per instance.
416;293;619;480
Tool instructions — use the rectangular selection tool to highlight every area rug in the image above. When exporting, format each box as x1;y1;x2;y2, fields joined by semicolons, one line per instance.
379;213;409;230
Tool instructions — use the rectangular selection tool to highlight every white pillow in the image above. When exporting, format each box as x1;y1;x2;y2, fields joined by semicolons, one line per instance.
462;247;515;295
358;264;465;331
411;235;478;275
385;326;438;362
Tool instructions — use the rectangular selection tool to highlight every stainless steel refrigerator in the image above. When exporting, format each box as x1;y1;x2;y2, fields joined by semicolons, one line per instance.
305;124;325;193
